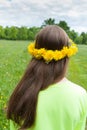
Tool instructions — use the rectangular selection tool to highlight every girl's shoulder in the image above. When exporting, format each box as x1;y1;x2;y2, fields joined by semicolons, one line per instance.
38;78;87;107
39;78;87;96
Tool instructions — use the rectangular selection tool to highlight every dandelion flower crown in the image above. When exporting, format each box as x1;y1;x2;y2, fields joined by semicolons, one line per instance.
28;39;78;63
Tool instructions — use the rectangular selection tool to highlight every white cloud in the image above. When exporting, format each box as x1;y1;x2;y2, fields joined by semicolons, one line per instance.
0;0;87;33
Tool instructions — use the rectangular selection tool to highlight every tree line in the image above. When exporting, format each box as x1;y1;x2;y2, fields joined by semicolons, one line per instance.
0;18;87;44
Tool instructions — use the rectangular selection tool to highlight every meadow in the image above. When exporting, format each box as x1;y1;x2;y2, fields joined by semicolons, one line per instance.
0;40;87;130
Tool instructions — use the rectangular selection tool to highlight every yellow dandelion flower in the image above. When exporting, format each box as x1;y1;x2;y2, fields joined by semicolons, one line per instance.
43;50;54;61
67;48;73;57
54;51;63;60
38;48;46;55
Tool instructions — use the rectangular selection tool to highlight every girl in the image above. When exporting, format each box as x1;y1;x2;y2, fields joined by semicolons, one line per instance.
7;25;87;130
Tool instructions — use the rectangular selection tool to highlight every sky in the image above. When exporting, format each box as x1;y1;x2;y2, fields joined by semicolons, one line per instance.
0;0;87;33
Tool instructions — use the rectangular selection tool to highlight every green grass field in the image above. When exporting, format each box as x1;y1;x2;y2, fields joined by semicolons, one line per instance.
0;40;87;130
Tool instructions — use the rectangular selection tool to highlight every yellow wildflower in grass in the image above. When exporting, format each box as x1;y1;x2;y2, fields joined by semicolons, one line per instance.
28;41;78;62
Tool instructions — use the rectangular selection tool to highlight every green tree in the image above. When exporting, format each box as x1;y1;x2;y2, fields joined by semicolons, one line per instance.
68;30;78;41
17;27;28;40
81;32;87;44
0;26;5;39
27;27;40;40
74;35;83;44
58;21;70;33
42;18;55;27
4;26;11;40
9;26;18;40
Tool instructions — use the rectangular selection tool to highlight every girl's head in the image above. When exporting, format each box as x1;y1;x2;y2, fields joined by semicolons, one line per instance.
27;25;70;85
35;25;69;50
28;25;70;83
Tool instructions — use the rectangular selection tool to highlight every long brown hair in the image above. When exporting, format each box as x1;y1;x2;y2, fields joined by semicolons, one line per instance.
7;25;69;129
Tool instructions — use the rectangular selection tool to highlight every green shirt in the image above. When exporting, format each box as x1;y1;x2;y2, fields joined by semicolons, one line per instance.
10;78;87;130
